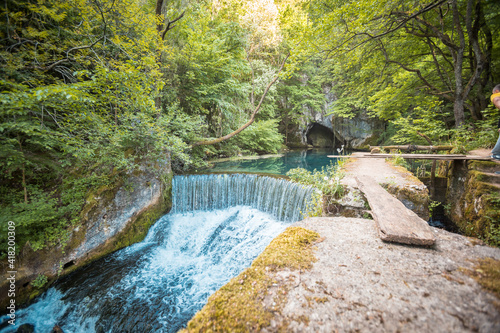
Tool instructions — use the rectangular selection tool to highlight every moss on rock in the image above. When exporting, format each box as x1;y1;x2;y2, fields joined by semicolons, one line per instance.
446;161;500;247
180;227;319;332
382;184;430;221
0;164;173;314
462;257;500;299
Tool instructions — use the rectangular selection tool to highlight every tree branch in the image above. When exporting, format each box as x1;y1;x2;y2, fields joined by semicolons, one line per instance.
322;0;448;58
462;0;485;100
191;53;290;147
28;0;107;72
377;41;453;102
161;11;185;40
425;37;452;91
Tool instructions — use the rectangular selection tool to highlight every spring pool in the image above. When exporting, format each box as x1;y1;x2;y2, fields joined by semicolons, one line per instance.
203;149;341;175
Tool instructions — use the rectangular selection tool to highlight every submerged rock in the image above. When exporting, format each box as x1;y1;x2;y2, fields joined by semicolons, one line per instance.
15;324;34;333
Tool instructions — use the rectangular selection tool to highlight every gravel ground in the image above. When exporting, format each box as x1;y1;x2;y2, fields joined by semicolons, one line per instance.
262;217;500;333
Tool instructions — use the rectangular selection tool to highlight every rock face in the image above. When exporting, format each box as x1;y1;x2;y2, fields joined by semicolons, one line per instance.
289;85;385;149
269;217;500;332
446;160;500;246
0;160;172;312
70;162;169;261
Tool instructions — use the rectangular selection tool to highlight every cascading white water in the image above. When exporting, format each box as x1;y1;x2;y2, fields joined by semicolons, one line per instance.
173;174;314;222
0;174;314;333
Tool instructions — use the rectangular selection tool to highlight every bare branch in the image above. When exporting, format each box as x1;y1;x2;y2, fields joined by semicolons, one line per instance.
161;11;185;40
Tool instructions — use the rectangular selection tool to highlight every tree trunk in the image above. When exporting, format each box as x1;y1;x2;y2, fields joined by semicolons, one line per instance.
453;95;465;127
18;138;28;204
451;0;466;127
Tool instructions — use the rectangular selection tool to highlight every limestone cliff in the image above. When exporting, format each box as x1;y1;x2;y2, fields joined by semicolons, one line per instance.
0;161;172;311
287;84;385;149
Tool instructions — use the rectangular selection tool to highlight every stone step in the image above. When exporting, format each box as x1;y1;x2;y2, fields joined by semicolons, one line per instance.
470;160;500;173
473;170;500;186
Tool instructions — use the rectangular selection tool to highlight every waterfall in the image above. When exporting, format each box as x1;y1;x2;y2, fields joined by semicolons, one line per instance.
0;175;315;333
172;174;314;222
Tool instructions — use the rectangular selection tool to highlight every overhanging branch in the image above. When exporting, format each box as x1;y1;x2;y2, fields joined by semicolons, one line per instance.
191;53;290;147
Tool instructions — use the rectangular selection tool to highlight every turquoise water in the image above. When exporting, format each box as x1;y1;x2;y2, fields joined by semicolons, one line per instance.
204;149;342;175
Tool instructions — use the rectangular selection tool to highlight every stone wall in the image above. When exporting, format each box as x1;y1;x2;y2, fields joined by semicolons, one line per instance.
0;160;173;312
446;160;500;246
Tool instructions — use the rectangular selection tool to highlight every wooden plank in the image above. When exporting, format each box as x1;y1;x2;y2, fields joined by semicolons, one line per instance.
370;145;453;151
355;176;436;246
329;153;492;161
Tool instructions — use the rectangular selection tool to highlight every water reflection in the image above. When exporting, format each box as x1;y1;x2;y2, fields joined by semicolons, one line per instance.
205;149;340;175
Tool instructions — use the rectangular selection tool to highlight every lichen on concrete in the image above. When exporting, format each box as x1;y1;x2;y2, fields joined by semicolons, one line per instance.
462;257;500;300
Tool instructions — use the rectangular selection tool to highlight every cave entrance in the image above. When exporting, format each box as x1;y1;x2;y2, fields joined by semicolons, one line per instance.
306;123;338;148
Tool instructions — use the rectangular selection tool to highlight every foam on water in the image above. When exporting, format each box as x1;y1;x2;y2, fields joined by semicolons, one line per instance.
0;175;313;332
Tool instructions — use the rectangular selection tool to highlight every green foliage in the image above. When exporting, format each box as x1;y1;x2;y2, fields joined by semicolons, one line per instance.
302;191;323;218
0;0;198;258
428;200;441;216
485;193;500;247
286;162;344;197
30;274;48;289
4;0;497;262
157;1;290;158
390;102;451;145
289;0;500;140
275;59;328;143
0;186;76;252
232;119;284;154
387;152;410;170
449;105;500;153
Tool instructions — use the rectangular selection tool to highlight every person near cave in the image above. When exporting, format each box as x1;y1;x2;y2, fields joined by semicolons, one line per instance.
490;84;500;161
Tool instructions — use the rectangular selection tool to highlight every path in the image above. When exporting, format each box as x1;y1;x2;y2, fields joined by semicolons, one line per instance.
340;153;423;188
264;217;500;333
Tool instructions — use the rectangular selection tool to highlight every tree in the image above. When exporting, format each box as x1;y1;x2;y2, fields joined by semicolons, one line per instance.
300;0;500;127
192;53;289;146
156;0;290;149
0;0;194;255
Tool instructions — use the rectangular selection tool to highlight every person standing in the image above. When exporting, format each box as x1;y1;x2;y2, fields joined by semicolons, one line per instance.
490;84;500;160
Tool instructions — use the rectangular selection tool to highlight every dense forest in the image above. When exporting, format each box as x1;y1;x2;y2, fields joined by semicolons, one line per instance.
1;0;500;257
